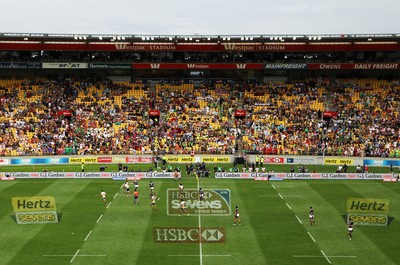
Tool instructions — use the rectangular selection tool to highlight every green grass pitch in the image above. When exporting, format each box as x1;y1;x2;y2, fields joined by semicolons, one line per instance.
0;165;399;265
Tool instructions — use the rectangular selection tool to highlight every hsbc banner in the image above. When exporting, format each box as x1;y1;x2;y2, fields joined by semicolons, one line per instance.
0;158;10;165
42;62;88;69
264;157;285;164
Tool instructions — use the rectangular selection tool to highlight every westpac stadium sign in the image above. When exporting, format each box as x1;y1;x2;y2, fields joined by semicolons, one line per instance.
347;198;390;226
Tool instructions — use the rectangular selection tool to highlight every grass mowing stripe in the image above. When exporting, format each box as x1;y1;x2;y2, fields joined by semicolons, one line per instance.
305;181;397;265
2;179;99;265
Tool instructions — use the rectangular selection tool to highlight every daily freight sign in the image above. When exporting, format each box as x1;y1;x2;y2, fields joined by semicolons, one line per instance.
12;196;59;224
347;198;390;226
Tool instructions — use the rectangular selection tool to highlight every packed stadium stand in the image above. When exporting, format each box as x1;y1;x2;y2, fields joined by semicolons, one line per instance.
0;33;400;158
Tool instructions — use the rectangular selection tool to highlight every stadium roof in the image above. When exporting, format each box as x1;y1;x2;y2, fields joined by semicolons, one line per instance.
1;32;400;44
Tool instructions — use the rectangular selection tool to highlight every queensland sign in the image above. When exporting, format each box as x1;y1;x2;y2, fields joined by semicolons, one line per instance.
347;198;390;226
12;196;59;224
167;189;231;216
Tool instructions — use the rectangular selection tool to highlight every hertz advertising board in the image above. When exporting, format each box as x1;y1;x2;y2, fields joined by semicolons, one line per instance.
324;158;354;165
201;157;230;163
347;198;389;226
165;157;194;163
12;196;59;224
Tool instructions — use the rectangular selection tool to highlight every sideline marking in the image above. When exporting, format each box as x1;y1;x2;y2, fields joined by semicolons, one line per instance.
197;180;203;265
84;230;92;242
168;255;231;257
106;202;112;209
96;214;103;223
295;215;303;224
114;193;118;199
307;232;316;243
278;193;284;200
321;250;332;264
285;203;292;210
70;249;80;263
294;255;357;258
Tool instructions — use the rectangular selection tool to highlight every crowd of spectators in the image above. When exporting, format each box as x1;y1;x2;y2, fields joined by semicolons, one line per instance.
0;78;399;157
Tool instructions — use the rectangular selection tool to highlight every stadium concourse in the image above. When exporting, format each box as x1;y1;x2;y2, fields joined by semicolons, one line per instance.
0;78;399;158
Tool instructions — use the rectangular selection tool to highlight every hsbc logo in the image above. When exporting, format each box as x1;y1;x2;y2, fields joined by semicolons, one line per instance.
236;64;246;69
153;227;226;243
223;44;236;50
150;64;160;69
265;157;284;164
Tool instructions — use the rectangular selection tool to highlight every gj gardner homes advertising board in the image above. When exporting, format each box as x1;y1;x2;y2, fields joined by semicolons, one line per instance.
347;198;390;226
167;189;231;216
11;196;59;224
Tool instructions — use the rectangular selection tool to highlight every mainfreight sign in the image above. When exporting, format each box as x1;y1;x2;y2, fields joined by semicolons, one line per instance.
167;189;231;216
347;198;390;226
153;227;226;243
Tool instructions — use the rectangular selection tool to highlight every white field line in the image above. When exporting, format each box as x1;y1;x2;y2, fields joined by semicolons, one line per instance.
96;214;103;223
271;184;276;190
114;193;118;199
295;215;303;224
168;255;231;257
307;232;316;243
70;249;80;263
293;255;357;258
84;230;92;242
285;203;292;210
197;180;203;265
278;193;284;200
44;254;106;257
106;202;112;209
321;250;332;264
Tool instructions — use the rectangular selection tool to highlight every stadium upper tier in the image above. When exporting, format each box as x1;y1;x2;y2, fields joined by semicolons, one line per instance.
0;78;399;157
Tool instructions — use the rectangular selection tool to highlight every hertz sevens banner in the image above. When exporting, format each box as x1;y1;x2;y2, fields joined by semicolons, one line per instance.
12;196;59;224
347;198;390;226
167;189;231;216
